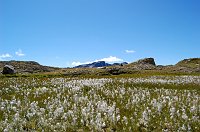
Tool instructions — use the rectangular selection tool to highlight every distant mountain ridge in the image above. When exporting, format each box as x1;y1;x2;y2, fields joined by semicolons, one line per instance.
74;61;128;68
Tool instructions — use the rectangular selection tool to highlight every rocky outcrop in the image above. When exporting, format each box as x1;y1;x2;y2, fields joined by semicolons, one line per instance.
136;58;156;66
2;65;15;74
126;58;156;70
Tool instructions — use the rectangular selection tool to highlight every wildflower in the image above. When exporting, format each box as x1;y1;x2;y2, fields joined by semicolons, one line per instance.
123;116;128;125
116;114;120;122
182;113;188;120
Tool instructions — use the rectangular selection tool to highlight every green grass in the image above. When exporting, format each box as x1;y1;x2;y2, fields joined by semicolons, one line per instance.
1;70;200;79
0;75;199;131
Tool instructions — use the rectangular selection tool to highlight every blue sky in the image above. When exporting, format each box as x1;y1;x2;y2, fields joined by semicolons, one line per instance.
0;0;200;67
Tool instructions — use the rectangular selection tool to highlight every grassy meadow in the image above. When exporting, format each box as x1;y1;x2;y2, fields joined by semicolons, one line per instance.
0;74;199;131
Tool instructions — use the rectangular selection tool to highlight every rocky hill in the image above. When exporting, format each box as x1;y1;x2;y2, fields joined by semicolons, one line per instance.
0;61;59;74
125;58;156;70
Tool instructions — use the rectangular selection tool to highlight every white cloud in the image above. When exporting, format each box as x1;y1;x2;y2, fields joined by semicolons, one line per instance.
96;56;123;62
72;62;84;66
0;53;12;60
125;50;135;53
0;53;12;58
71;61;92;66
71;56;123;66
15;49;25;56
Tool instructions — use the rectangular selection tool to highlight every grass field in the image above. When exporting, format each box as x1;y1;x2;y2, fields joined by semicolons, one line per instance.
0;75;199;131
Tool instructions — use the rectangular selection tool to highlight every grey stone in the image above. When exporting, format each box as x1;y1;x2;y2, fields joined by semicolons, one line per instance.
2;65;15;74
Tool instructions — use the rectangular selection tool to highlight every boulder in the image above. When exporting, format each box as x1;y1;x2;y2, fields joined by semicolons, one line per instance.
136;58;156;66
2;65;15;74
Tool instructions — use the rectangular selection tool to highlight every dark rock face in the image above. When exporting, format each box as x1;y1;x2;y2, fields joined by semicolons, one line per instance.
136;58;156;66
2;65;15;74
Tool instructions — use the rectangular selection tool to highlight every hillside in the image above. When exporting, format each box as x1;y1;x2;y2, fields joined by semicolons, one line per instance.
159;58;200;73
0;58;199;75
176;58;200;68
0;61;59;74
